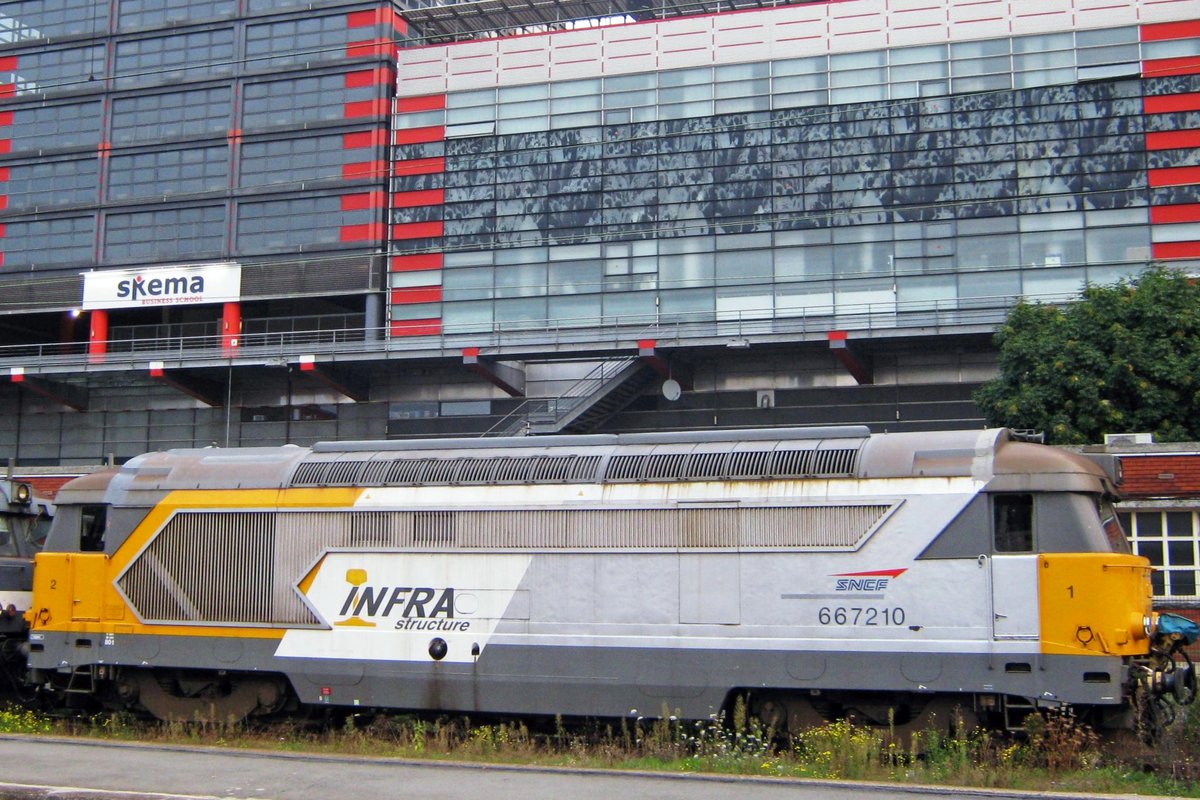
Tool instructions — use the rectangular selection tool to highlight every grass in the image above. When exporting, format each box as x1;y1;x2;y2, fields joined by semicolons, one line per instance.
3;699;1200;797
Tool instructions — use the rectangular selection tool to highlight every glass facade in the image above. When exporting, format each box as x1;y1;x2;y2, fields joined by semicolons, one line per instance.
0;1;400;274
389;21;1200;335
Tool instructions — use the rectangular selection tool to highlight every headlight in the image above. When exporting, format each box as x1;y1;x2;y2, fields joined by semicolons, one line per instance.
12;483;31;505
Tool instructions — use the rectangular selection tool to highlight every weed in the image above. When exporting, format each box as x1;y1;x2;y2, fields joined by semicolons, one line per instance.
0;705;51;734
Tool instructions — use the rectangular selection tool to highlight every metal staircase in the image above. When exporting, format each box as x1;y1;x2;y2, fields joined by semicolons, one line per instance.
484;356;657;437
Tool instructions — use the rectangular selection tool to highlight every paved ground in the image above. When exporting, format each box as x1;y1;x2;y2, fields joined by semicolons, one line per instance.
0;735;1183;800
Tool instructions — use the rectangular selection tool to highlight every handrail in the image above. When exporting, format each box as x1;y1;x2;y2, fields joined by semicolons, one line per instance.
482;354;641;436
0;291;1070;372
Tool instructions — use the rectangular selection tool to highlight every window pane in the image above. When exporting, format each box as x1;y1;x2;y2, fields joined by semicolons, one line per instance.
994;494;1033;552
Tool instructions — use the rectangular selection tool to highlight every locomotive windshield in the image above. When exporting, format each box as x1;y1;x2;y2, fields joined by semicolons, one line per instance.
0;509;51;557
1100;499;1131;554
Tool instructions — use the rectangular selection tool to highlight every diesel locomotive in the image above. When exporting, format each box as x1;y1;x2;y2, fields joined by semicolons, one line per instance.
0;477;53;692
20;427;1198;734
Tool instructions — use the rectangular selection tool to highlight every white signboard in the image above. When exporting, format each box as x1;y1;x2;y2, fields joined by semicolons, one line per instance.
81;262;241;311
276;551;532;664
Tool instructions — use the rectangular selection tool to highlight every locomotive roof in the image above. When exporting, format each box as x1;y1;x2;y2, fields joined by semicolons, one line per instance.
64;427;1115;503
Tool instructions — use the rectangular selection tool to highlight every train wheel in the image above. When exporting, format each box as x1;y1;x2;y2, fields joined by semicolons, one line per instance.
116;669;287;724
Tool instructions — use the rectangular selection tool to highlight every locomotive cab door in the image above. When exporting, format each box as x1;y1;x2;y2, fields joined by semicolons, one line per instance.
989;494;1039;640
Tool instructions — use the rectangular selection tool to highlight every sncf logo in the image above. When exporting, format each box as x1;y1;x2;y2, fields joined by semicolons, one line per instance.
831;568;907;592
335;568;469;632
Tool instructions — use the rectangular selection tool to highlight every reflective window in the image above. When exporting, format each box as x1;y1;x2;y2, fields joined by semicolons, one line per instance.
108;146;228;200
111;87;232;144
5;157;98;210
117;0;236;30
1126;510;1199;598
994;494;1034;552
6;44;105;95
104;206;224;262
245;14;359;70
114;29;235;88
7;100;103;153
2;215;94;268
0;0;108;40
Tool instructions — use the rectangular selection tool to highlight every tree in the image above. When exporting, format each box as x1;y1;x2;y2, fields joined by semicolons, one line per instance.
973;267;1200;445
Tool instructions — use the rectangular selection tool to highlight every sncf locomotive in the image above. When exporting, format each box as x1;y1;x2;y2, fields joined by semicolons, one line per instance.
21;427;1198;734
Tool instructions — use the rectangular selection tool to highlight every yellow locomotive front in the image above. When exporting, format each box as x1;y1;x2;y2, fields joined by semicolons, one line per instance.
988;441;1199;733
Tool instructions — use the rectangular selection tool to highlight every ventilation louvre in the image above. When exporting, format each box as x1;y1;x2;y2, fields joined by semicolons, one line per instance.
289;446;860;488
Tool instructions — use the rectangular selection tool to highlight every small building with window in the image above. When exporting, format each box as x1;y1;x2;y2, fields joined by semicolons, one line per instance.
1089;440;1200;625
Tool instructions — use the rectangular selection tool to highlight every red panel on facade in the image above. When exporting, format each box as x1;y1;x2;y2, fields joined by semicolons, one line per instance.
1141;19;1200;42
385;7;409;35
392;157;445;175
390;253;443;272
1149;165;1200;187
345;67;389;87
1143;56;1200;78
392;188;444;207
1153;241;1200;260
343;98;390;118
390;318;441;337
390;287;442;304
343;129;387;149
1150;203;1200;224
340;191;385;210
0;56;16;72
1144;92;1200;114
346;9;380;27
0;141;9;154
1146;129;1200;151
395;95;446;113
342;160;387;179
392;126;445;145
390;221;443;239
0;111;11;126
0;85;14;98
340;223;385;241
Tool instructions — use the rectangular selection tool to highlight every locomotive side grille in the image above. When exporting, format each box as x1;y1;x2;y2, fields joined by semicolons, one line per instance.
288;447;860;488
288;454;604;486
118;503;890;626
118;511;304;626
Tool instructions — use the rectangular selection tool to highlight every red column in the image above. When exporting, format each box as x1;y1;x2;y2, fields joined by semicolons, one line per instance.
87;309;108;364
221;302;241;354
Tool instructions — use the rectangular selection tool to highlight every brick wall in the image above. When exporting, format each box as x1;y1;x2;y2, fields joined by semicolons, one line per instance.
1119;453;1200;498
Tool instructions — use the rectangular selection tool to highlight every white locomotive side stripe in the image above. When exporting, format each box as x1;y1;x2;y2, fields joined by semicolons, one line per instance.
484;632;1044;656
351;476;983;508
0;590;31;611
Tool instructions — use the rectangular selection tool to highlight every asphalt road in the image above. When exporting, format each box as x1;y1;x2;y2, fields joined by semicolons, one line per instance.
0;736;1182;800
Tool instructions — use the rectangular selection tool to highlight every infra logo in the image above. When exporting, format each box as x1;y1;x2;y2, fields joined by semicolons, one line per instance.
334;568;376;628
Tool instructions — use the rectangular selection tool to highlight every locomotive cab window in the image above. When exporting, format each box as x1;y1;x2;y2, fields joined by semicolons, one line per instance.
80;505;108;552
993;493;1033;552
